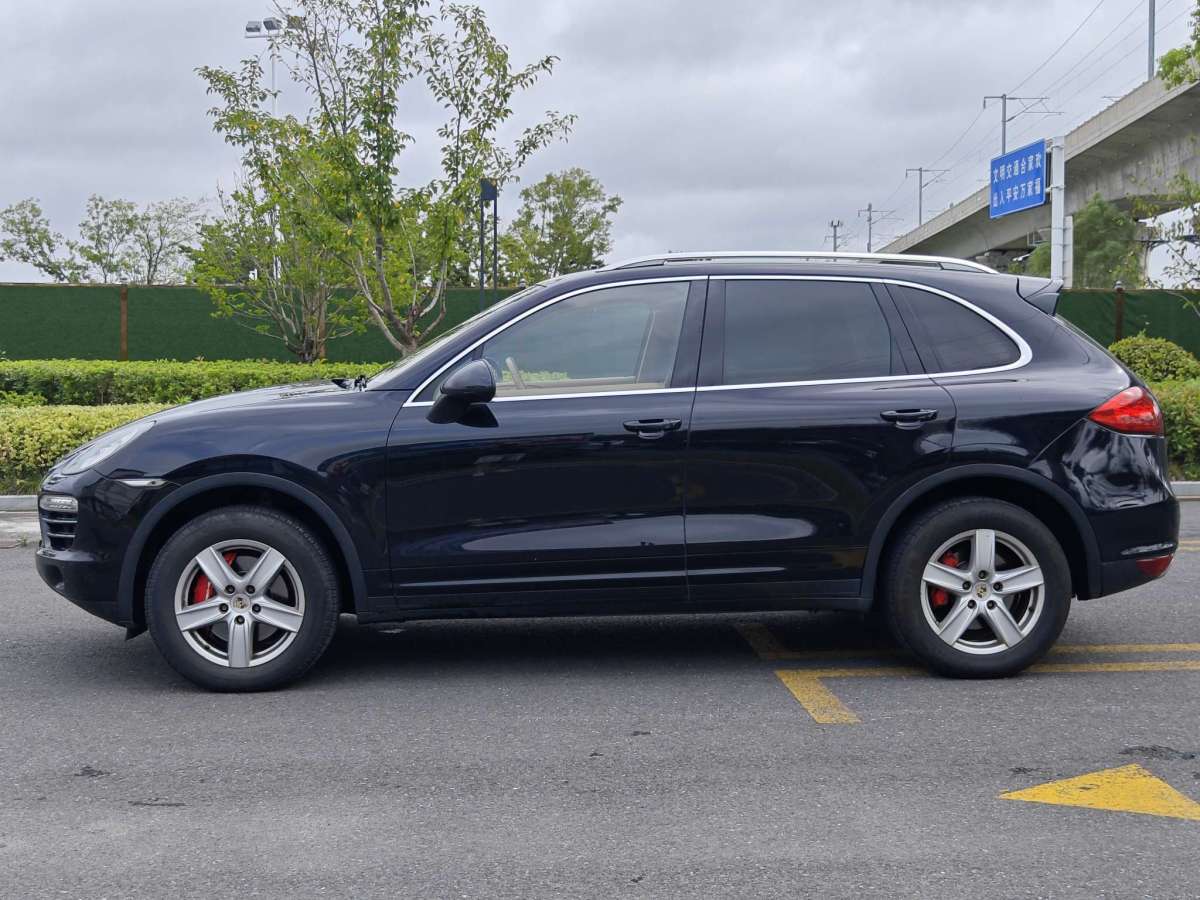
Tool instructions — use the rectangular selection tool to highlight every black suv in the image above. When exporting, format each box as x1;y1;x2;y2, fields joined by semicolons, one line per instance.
35;252;1179;691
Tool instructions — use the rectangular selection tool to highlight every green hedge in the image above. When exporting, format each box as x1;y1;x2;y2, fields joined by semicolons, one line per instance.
0;359;384;406
1109;334;1200;382
0;404;167;490
1154;380;1200;480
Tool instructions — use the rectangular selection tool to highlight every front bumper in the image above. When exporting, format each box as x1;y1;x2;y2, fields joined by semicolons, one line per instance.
35;548;124;625
35;469;174;628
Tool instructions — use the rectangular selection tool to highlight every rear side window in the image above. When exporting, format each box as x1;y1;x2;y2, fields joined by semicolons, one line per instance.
890;285;1020;373
721;280;895;385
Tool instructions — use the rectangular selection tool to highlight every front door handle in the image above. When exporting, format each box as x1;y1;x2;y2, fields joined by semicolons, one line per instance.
880;408;938;427
623;418;682;439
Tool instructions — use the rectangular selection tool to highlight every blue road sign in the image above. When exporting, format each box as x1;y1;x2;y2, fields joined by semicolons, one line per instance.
989;139;1047;219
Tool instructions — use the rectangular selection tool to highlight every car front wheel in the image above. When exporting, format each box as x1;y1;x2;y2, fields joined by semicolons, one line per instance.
882;497;1071;678
145;505;340;691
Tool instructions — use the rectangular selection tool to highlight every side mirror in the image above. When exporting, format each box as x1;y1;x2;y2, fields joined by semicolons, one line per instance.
428;359;496;423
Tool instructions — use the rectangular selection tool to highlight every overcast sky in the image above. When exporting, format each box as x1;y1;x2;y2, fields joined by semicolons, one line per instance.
0;0;1191;281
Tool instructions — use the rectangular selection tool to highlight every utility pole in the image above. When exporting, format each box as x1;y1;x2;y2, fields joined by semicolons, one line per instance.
857;203;896;253
827;219;844;252
983;94;1055;153
905;167;947;226
1149;0;1157;82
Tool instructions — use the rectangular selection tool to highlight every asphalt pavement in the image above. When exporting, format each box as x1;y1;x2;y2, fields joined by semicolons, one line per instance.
1;507;1199;898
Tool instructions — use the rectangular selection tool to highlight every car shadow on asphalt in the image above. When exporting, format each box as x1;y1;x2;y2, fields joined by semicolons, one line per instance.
33;610;903;693
308;611;903;685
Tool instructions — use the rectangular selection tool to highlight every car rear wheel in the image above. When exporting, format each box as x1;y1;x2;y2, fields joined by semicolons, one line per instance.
145;505;340;691
882;497;1071;678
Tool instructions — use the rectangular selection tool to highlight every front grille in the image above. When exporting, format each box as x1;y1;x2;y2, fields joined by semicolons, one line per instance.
40;510;78;550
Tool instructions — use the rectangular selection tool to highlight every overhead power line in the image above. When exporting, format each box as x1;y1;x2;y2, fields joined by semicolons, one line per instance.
1010;0;1109;94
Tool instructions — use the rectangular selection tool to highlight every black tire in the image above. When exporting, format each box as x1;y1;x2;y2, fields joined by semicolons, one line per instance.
881;497;1071;678
145;505;340;692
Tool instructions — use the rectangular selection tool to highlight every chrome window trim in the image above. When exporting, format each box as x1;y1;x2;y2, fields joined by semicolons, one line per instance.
403;276;705;407
402;275;1031;408
699;276;1032;392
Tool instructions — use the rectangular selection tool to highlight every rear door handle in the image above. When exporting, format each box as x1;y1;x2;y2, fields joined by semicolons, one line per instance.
880;408;938;426
624;418;682;439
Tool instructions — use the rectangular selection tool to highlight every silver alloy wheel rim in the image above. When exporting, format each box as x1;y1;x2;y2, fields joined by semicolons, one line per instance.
919;528;1044;656
173;539;305;668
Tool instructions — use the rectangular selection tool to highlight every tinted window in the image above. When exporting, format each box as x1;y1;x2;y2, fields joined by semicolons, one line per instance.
419;281;690;400
891;285;1019;372
721;280;894;385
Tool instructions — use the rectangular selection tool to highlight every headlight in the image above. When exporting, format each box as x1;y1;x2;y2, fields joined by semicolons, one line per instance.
59;419;156;475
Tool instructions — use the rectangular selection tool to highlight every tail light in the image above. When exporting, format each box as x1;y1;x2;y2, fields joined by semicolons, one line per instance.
1088;386;1163;436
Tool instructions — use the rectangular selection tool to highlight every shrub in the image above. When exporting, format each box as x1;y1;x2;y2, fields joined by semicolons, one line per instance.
1152;380;1200;479
0;403;166;485
1109;334;1200;382
0;359;384;406
0;390;45;407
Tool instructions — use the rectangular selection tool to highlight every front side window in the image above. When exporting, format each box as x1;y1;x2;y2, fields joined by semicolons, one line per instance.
890;285;1020;372
419;281;690;401
721;280;895;385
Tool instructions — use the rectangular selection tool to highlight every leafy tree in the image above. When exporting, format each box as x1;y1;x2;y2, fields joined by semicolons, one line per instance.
1159;3;1200;88
1135;173;1200;288
130;197;207;285
73;195;139;284
198;0;574;355
0;199;85;282
193;64;364;363
1020;242;1051;277
499;168;622;283
1019;195;1142;287
0;195;204;284
1072;195;1143;288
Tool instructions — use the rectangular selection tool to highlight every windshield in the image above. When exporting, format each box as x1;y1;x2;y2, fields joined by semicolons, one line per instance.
367;285;541;388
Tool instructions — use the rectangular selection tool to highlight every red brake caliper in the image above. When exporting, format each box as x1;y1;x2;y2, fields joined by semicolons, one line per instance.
930;551;960;608
191;551;239;605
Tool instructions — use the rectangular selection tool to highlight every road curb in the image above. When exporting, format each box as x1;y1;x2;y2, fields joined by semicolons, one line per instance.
1174;481;1200;499
5;484;1200;511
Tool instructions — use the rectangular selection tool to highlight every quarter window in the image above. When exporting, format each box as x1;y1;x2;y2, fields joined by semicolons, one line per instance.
419;281;690;401
890;285;1020;373
721;280;895;385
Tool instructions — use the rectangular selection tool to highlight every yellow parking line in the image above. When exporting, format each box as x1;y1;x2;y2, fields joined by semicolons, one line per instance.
1031;660;1200;674
774;672;866;724
738;624;1200;662
1052;642;1200;655
774;659;1200;724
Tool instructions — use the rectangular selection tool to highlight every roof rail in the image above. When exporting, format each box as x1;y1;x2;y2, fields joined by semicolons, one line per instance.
604;250;998;275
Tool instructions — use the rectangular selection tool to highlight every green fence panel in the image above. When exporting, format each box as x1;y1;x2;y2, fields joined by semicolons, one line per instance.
1058;290;1200;358
0;283;121;359
1;283;512;362
8;282;1194;363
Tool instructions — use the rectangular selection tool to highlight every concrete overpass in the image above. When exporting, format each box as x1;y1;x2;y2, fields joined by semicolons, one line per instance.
882;77;1200;271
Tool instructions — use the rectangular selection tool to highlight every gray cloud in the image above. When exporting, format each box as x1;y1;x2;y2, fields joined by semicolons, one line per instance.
0;0;1190;279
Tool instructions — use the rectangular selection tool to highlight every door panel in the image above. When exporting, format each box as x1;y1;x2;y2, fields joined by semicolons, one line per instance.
686;379;955;599
386;279;703;611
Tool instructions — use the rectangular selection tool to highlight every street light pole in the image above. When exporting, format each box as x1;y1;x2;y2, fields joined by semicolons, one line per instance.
479;179;499;311
244;17;285;116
